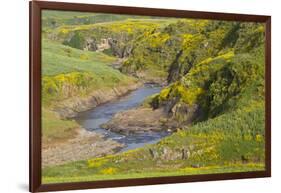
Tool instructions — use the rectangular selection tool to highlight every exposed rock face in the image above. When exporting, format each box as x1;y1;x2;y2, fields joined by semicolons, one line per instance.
54;82;142;119
108;38;133;58
167;102;200;129
167;50;193;83
148;147;191;161
101;102;199;134
80;37;135;58
84;38;98;51
84;38;113;52
42;128;123;168
101;107;168;134
96;38;111;51
63;33;134;58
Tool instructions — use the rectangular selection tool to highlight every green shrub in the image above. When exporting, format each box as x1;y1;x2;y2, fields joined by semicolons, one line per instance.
63;31;85;49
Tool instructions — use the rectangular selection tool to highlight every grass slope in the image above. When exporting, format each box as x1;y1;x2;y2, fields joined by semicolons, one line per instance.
41;14;266;183
42;39;136;142
42;10;152;30
42;20;266;182
42;39;136;104
42;39;116;76
42;84;265;182
43;163;263;183
42;108;79;144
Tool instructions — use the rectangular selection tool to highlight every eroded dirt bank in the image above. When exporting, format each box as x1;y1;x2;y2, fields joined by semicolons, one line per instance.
54;82;142;119
42;82;142;168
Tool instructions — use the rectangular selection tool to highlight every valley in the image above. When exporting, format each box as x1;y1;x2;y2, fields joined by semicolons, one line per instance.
41;10;266;183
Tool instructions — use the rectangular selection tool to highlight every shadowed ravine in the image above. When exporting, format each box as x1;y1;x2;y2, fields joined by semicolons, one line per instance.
74;84;170;152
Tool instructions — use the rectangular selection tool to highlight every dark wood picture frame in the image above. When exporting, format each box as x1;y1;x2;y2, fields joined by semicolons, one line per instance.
30;1;271;192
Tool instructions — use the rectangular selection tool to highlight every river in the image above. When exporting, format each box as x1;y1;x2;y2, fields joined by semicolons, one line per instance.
74;84;170;152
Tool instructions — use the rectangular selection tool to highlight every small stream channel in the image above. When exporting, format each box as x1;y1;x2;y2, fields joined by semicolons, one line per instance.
74;84;170;152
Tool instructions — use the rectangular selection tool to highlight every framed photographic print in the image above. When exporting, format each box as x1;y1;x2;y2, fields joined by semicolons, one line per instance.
30;1;271;192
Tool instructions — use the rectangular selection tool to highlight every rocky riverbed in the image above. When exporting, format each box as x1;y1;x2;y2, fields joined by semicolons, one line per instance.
42;128;123;168
101;107;168;134
42;84;170;168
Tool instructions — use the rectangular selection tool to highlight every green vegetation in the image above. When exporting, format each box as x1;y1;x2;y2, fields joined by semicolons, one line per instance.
42;10;155;29
42;39;115;76
149;21;265;118
44;13;177;60
41;39;136;143
42;39;136;106
41;10;266;183
42;108;79;143
43;163;263;183
120;19;210;81
43;81;265;181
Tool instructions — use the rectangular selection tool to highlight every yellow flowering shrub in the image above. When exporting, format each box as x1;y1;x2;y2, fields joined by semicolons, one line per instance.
87;157;107;168
100;167;117;175
255;134;263;142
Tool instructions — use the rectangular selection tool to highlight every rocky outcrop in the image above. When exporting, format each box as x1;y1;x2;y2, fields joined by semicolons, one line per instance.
54;82;142;119
96;38;111;52
84;38;114;52
42;128;123;168
108;38;133;58
84;38;98;51
101;107;169;134
167;50;193;83
148;147;191;161
101;101;199;134
165;102;200;129
63;33;134;58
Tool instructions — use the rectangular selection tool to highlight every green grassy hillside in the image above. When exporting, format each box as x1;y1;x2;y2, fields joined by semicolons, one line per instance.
41;11;175;146
43;86;265;182
43;16;178;60
42;39;116;75
42;39;135;105
41;11;266;183
42;49;265;182
121;19;210;81
42;39;137;143
42;19;266;182
42;10;152;29
121;20;265;82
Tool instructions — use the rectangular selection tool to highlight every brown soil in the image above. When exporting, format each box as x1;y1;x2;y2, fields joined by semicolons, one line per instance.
42;128;123;168
54;82;142;119
101;107;169;134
